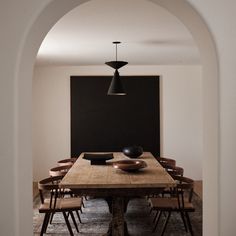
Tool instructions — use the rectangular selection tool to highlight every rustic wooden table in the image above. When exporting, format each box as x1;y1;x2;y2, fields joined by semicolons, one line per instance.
60;152;175;236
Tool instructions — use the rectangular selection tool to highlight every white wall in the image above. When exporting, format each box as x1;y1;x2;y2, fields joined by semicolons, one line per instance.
33;65;202;181
186;1;236;234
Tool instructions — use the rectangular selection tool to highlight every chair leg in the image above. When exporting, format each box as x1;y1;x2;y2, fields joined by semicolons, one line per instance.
76;210;82;223
180;211;188;232
149;207;153;214
49;212;54;224
63;211;74;236
80;207;83;213
44;213;51;233
152;210;162;232
40;213;50;235
160;211;171;236
185;212;194;236
69;211;79;232
153;210;159;223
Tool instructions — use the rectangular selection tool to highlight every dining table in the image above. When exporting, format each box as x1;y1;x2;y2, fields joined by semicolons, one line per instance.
60;152;176;236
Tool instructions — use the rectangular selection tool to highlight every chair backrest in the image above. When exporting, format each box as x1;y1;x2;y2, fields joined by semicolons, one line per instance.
38;176;63;207
157;157;176;167
161;161;184;176
167;165;184;177
49;164;73;177
57;157;77;166
171;175;194;209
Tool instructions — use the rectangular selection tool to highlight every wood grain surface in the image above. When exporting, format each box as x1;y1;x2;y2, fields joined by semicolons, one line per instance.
60;152;175;190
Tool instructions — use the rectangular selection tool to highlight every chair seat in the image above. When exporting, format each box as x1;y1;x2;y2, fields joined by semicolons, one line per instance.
39;197;82;213
150;197;195;211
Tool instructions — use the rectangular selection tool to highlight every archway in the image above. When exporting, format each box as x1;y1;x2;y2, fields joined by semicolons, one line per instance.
15;0;219;235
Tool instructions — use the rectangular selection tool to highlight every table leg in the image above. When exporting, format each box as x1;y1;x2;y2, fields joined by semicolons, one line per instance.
105;197;129;236
105;197;129;213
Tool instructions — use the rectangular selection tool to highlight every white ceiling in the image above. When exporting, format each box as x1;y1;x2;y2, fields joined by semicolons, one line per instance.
36;0;200;66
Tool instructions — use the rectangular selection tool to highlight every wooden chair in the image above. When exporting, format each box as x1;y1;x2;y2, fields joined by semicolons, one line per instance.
156;156;184;176
38;176;82;236
149;175;195;236
57;157;77;166
49;164;85;209
155;163;184;198
148;159;181;200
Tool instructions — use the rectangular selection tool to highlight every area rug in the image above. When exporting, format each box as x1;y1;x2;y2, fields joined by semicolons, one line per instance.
33;194;202;236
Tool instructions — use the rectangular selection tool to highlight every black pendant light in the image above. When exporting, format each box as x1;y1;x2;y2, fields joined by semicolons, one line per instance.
105;41;128;95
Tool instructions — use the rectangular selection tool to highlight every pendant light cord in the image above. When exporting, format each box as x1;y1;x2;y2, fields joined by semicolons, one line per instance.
116;43;117;61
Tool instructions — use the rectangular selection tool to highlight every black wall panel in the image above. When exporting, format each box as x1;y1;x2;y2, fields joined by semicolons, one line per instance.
71;76;160;156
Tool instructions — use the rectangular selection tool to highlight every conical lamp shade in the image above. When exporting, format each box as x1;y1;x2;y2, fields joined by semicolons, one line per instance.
107;69;126;95
105;61;128;70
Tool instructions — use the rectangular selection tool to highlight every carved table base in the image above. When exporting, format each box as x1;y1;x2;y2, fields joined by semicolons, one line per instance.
105;197;129;236
71;188;165;236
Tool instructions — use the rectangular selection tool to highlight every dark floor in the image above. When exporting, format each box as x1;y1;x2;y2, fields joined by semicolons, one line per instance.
33;195;202;236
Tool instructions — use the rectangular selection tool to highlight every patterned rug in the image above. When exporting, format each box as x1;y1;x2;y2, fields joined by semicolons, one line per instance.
33;194;202;236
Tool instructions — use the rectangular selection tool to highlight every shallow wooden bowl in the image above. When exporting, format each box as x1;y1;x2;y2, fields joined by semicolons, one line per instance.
113;159;147;172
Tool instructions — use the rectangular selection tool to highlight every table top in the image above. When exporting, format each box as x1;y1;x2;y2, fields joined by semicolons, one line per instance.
60;152;175;190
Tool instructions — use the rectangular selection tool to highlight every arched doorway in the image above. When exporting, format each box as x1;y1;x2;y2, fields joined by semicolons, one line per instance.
15;0;219;235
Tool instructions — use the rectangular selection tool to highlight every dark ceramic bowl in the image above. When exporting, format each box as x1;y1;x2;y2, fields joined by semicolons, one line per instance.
83;153;114;165
122;146;143;158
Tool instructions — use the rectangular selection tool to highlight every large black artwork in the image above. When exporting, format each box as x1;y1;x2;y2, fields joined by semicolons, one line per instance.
70;76;160;156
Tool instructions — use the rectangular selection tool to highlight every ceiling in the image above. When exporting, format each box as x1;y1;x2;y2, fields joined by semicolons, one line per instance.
36;0;200;66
